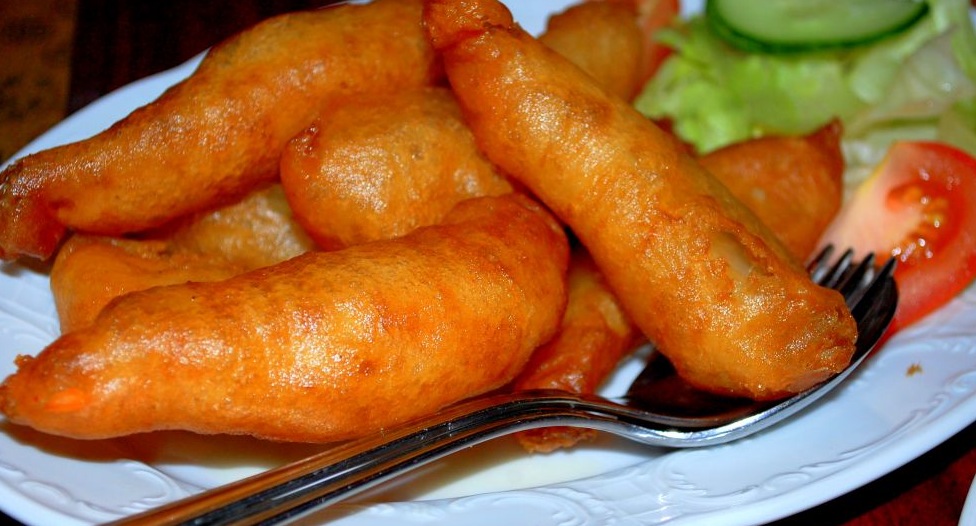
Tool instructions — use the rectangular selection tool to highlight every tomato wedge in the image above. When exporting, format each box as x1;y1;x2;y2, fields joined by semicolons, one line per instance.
594;0;681;85
818;141;976;335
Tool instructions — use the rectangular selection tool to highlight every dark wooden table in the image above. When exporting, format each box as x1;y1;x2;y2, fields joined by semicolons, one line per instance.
4;1;975;524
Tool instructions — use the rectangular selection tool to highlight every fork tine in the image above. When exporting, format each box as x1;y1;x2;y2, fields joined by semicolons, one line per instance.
836;253;877;307
806;244;835;283
811;246;855;288
850;256;897;313
810;246;894;310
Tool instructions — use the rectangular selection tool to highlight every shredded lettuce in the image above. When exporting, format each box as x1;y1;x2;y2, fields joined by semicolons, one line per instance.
636;18;864;153
635;0;976;178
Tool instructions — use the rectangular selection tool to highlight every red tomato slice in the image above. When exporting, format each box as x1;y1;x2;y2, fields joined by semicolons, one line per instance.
818;141;976;335
593;0;680;84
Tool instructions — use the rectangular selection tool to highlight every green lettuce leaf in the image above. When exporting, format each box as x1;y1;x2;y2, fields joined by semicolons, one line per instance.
635;0;976;167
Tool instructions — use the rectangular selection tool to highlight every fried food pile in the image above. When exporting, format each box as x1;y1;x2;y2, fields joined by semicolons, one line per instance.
426;0;855;399
280;86;512;250
0;0;854;451
2;194;568;441
0;0;441;261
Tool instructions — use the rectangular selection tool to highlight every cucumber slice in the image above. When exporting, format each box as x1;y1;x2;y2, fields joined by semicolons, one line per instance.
706;0;930;53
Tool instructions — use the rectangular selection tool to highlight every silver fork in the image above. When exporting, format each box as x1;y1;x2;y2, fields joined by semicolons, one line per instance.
113;246;898;526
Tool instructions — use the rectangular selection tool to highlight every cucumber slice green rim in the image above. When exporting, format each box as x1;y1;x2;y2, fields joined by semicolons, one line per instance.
706;0;930;54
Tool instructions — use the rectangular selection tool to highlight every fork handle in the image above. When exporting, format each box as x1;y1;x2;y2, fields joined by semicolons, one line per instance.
109;392;613;526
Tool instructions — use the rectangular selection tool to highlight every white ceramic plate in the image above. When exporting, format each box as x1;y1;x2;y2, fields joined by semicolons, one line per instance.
2;1;976;525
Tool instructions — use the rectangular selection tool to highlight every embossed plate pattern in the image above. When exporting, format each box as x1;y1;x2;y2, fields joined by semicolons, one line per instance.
2;1;976;525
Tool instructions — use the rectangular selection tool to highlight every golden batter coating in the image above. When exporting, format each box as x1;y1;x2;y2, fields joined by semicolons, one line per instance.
0;0;440;261
157;183;316;270
539;0;646;101
280;87;511;250
424;0;857;400
277;3;658;251
0;194;569;442
51;236;238;335
50;184;315;332
513;123;845;452
699;121;845;261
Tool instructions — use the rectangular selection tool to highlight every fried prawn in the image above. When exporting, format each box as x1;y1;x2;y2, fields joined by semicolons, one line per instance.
51;184;315;332
279;5;654;250
424;0;857;400
539;1;646;101
0;0;440;261
0;194;569;442
280;87;511;249
699;121;845;260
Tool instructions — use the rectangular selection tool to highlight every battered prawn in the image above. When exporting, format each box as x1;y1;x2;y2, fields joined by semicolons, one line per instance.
0;194;568;442
0;0;440;261
424;0;857;400
51;184;315;332
699;121;845;260
279;87;511;250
